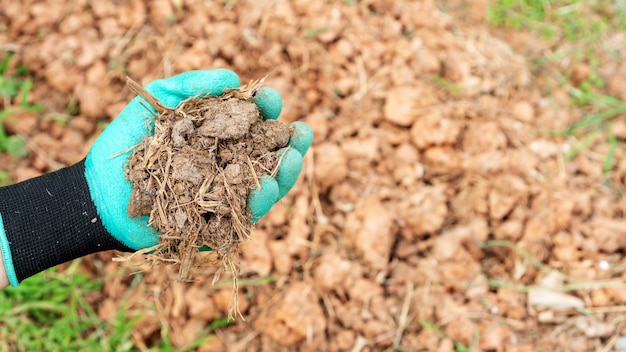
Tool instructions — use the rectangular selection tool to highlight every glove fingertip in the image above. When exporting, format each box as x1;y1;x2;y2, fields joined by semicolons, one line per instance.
288;121;313;156
146;69;241;107
248;175;280;222
204;69;241;95
276;148;304;198
254;87;283;120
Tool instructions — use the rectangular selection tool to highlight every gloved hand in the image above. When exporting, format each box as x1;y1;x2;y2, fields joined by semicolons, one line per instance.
86;69;313;250
0;69;312;287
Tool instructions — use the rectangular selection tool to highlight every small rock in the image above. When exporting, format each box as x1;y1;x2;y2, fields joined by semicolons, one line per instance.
462;121;507;154
592;219;626;253
384;85;438;127
314;142;348;190
444;316;474;346
511;100;534;122
608;63;626;101
612;119;626;140
573;316;614;338
344;197;394;271
527;288;584;310
614;336;626;351
410;108;462;149
529;139;560;159
571;63;591;86
398;184;448;237
253;282;326;346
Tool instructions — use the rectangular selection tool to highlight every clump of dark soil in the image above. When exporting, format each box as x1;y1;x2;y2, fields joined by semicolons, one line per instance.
124;77;290;281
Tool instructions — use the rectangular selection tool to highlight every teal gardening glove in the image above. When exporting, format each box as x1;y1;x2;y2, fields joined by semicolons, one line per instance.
87;69;313;249
0;69;313;286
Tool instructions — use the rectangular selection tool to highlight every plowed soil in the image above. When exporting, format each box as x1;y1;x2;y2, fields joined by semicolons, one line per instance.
2;1;626;351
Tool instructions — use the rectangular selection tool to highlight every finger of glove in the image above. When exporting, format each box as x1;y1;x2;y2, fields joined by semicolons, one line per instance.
287;121;313;156
247;122;310;222
146;69;241;108
253;87;283;120
275;148;304;198
248;175;280;222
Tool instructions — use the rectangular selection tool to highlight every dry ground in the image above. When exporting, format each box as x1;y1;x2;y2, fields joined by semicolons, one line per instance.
2;0;626;351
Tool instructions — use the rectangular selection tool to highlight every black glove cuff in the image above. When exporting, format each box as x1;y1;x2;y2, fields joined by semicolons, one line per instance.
0;160;130;283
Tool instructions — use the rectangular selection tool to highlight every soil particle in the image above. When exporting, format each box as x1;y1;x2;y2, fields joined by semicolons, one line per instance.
196;98;258;139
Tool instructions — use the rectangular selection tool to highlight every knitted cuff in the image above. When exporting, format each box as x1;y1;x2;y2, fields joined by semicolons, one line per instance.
0;160;130;285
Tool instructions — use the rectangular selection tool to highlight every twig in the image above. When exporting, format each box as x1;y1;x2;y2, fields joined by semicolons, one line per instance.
0;43;21;52
600;331;619;352
108;142;142;159
247;155;262;191
394;282;415;347
306;149;327;224
112;243;164;262
270;146;290;178
350;336;368;352
222;75;267;101
126;77;166;113
353;56;368;101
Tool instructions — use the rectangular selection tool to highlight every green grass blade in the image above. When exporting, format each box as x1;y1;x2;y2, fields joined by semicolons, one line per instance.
564;107;626;135
564;131;601;160
0;52;14;75
604;133;618;173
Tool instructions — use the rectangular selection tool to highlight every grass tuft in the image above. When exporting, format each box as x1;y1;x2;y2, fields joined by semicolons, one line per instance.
0;52;43;158
0;260;139;351
488;0;626;172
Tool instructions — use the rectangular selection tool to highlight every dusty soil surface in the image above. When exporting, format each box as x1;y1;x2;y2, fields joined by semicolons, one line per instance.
2;0;626;351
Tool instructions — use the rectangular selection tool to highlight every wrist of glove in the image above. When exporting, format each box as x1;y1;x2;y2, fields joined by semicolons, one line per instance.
0;160;130;286
0;69;313;286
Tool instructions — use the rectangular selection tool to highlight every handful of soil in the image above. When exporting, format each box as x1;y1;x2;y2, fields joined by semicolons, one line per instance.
124;77;290;280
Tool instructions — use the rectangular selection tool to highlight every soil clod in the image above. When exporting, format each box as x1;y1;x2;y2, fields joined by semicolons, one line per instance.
124;77;290;282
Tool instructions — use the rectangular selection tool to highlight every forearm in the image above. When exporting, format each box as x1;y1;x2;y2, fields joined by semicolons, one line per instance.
0;160;130;287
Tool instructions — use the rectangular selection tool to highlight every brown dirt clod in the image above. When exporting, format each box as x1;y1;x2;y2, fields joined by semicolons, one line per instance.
124;77;289;287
